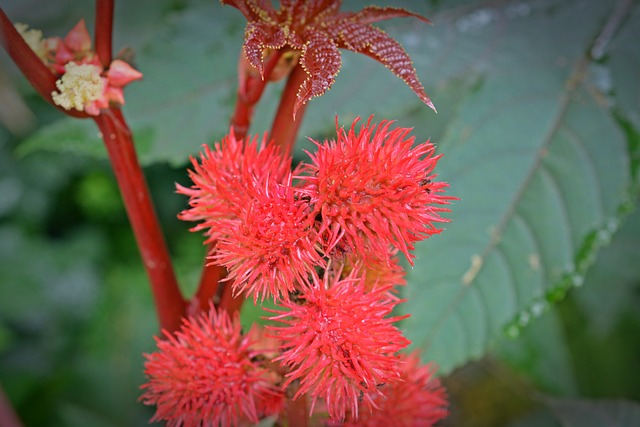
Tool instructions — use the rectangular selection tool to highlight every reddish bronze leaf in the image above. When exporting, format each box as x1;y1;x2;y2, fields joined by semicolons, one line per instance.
334;23;435;111
244;21;287;76
223;0;435;112
327;19;370;51
220;0;267;22
351;6;431;25
296;30;341;116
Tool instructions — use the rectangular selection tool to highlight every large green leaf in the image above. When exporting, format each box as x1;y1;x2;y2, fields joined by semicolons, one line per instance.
401;0;639;373
495;202;640;399
571;197;640;335
496;308;578;396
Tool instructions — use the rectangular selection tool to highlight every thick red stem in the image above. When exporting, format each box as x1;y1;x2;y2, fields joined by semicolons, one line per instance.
229;51;283;140
94;0;114;67
213;61;309;318
218;282;244;316
229;94;252;140
193;52;286;315
0;7;87;118
0;385;23;427
269;64;308;155
188;259;226;317
95;109;185;332
284;394;308;427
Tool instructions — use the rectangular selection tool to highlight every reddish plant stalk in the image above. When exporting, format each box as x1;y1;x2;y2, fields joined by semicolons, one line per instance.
0;384;23;427
195;51;287;315
188;261;227;317
269;64;308;155
0;7;87;118
94;0;186;331
213;62;310;320
95;109;185;332
218;281;244;315
266;62;312;424
2;6;185;331
94;0;114;67
229;50;283;140
284;392;308;427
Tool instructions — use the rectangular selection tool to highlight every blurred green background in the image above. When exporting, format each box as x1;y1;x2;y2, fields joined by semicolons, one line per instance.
1;0;639;425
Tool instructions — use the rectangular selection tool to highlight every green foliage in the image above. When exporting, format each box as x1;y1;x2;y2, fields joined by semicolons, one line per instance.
464;199;640;426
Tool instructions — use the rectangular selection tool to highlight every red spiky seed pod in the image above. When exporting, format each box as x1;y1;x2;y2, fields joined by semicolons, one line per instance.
213;175;324;302
268;271;409;422
300;116;451;266
140;307;283;427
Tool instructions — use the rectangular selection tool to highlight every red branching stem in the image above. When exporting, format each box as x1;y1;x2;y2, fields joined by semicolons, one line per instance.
269;64;308;156
191;51;289;317
0;384;23;427
229;97;252;141
213;62;309;318
187;258;227;317
229;50;283;140
94;108;185;332
0;7;87;118
218;282;244;316
284;393;308;427
94;0;114;67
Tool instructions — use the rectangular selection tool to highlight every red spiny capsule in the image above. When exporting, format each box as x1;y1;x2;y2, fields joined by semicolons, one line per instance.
341;351;449;427
213;176;323;302
268;271;409;423
300;116;452;266
140;307;283;427
177;129;291;244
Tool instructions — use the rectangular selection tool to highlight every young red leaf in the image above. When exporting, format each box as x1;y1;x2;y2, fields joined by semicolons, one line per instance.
222;0;435;115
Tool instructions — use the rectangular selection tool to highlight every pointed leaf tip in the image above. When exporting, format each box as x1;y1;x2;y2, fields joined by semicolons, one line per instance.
426;97;437;113
347;26;434;113
243;22;287;79
294;32;341;113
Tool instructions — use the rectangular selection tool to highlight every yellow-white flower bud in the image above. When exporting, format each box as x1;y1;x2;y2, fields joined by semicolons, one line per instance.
52;62;104;112
15;23;47;60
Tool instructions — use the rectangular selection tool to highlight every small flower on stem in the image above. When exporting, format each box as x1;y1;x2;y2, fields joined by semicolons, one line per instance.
51;62;104;114
16;19;142;116
14;23;49;61
268;270;410;423
140;306;283;427
52;19;97;73
300;117;451;265
16;19;98;74
50;58;142;115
